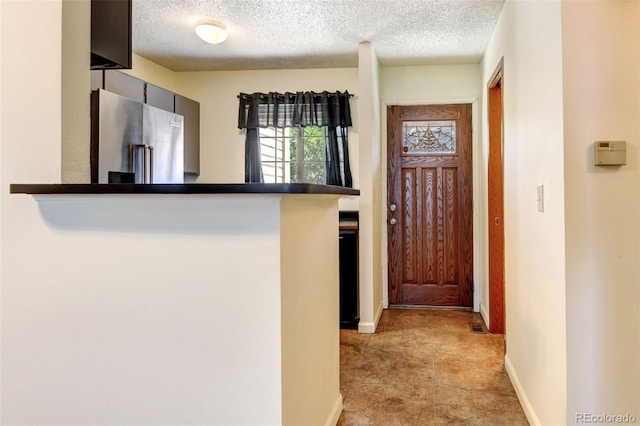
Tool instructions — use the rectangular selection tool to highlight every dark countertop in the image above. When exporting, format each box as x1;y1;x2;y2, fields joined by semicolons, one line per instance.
10;183;360;196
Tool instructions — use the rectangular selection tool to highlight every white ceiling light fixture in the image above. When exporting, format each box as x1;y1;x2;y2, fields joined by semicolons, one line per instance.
195;19;228;44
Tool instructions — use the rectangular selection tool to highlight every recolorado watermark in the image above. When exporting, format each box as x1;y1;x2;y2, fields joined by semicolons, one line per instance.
576;413;637;424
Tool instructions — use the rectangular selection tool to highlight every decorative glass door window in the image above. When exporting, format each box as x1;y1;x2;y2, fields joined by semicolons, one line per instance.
402;120;456;154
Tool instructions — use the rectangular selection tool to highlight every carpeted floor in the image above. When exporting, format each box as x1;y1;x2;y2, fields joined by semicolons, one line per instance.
338;308;529;425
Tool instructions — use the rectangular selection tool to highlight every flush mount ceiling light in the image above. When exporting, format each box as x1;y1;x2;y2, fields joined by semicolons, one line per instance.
195;19;228;44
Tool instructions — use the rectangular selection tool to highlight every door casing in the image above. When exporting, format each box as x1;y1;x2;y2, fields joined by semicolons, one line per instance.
488;58;505;334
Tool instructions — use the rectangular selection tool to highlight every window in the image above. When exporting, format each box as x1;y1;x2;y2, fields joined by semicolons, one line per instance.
238;90;353;186
260;126;345;185
259;127;291;183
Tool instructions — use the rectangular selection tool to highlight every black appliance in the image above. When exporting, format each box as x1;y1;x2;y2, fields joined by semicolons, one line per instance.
339;211;359;329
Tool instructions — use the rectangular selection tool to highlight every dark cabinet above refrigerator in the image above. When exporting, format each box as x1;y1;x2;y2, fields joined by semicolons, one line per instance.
175;94;200;175
146;83;175;112
91;0;132;69
91;69;145;102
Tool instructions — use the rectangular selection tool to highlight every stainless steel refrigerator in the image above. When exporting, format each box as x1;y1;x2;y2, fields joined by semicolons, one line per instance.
91;89;184;184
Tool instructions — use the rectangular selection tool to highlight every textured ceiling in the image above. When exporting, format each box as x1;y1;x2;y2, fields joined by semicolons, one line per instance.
132;0;505;72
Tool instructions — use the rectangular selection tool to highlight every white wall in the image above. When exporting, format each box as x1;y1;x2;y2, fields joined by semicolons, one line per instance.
562;1;640;422
357;42;383;333
482;1;567;424
379;64;483;312
2;195;287;425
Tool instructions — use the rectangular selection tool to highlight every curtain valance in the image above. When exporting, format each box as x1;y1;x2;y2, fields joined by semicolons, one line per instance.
237;91;353;129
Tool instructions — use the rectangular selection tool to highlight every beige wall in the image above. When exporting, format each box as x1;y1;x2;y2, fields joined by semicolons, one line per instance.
124;54;177;92
482;1;567;424
2;2;62;184
61;0;90;183
172;67;359;196
280;196;343;425
562;0;640;422
357;42;384;333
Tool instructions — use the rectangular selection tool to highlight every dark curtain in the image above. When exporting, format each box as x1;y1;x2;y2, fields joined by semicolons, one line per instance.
237;91;353;186
244;128;263;183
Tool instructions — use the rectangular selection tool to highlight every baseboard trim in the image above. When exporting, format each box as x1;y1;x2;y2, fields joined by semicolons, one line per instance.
480;302;490;329
358;301;384;334
358;321;375;333
325;392;343;426
504;354;541;426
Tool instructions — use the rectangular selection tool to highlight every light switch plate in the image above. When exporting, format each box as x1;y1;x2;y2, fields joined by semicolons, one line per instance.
537;184;544;212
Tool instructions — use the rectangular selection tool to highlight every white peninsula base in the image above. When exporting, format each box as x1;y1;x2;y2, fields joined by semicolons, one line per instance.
2;192;345;425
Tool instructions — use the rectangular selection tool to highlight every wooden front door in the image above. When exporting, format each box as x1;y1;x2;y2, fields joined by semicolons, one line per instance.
387;104;473;307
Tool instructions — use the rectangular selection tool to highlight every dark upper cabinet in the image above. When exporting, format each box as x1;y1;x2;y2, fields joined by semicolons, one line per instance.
91;0;132;69
103;70;144;103
175;94;201;175
146;84;175;112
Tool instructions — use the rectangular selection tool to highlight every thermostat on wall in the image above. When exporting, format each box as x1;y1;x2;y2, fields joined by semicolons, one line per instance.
594;141;626;166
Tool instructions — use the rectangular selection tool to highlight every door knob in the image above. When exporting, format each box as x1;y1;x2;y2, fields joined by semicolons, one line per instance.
389;203;397;212
390;218;397;225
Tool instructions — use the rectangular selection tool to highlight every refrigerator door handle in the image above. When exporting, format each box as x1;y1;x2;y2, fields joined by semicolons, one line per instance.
130;144;150;184
143;145;149;184
129;144;137;181
148;146;154;184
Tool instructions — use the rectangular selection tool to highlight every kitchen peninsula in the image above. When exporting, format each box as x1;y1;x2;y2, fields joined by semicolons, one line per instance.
8;183;358;426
